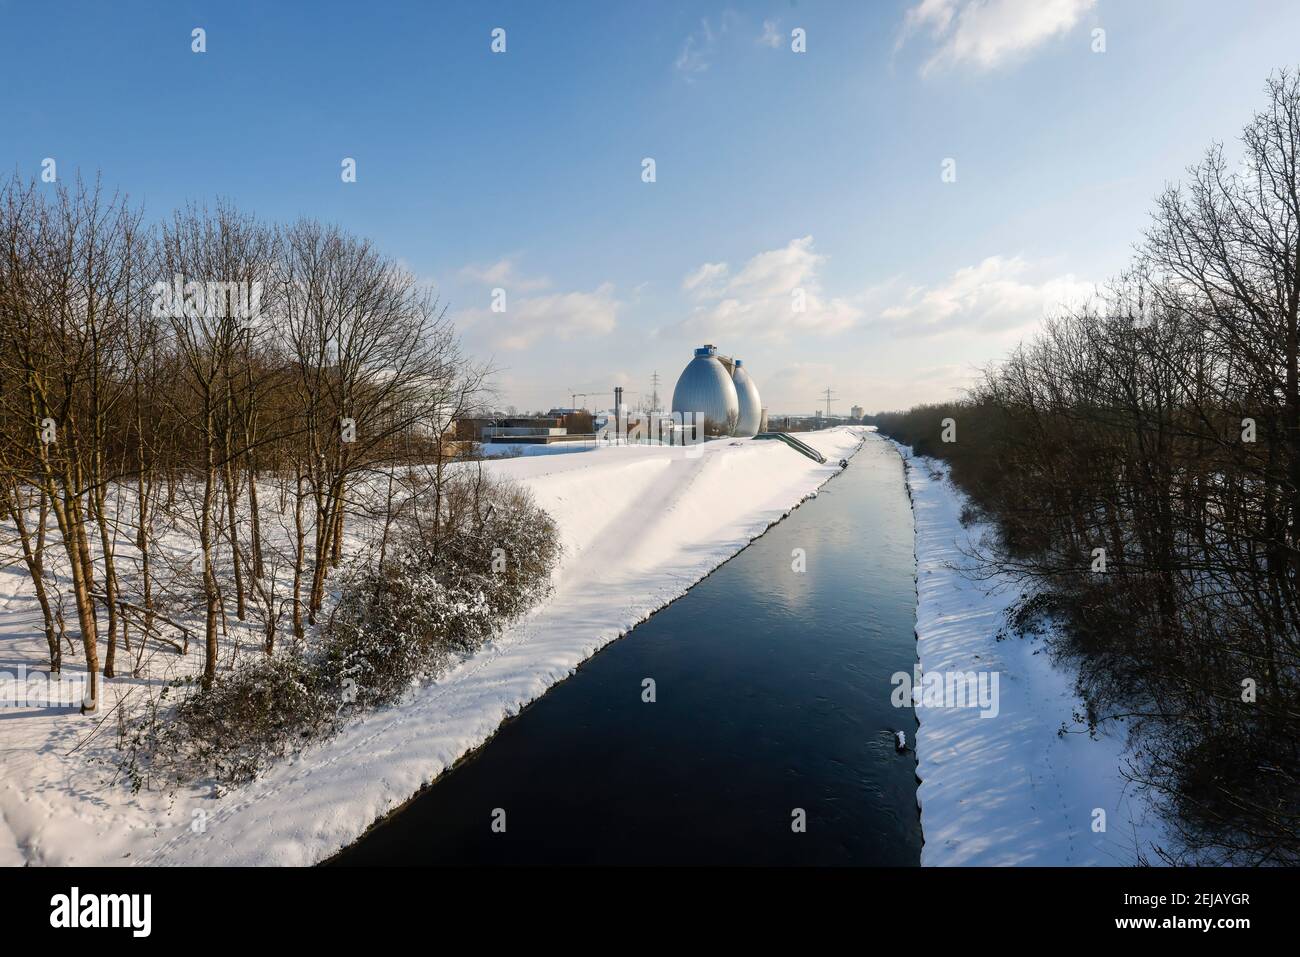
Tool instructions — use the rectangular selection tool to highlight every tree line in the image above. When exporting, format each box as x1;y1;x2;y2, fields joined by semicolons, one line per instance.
0;177;485;712
874;71;1300;864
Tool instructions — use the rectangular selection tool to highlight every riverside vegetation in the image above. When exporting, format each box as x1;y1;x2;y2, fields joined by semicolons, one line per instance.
875;72;1300;865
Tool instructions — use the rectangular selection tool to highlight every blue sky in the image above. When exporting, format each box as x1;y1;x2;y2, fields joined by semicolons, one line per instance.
4;0;1299;413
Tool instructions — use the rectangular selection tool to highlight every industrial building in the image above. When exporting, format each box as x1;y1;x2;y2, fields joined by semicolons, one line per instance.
670;344;766;438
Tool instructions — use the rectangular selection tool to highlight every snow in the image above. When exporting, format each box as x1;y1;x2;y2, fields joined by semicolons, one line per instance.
2;428;1176;867
894;443;1170;866
476;441;595;458
0;428;865;866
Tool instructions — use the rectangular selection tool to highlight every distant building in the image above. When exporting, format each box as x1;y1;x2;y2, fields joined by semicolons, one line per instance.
466;414;597;446
731;360;762;436
670;343;765;438
558;410;594;435
850;405;864;422
671;344;740;438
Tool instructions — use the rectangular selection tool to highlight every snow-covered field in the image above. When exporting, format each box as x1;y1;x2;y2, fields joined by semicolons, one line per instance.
1;427;1176;867
895;443;1170;865
0;428;864;866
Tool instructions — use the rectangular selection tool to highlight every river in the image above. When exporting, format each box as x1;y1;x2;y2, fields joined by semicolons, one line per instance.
329;435;921;865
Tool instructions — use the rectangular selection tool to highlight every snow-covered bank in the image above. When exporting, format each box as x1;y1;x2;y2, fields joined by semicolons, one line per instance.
894;443;1169;866
0;428;865;866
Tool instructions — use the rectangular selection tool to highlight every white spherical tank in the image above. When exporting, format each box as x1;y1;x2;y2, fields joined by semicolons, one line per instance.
672;345;739;437
731;359;762;437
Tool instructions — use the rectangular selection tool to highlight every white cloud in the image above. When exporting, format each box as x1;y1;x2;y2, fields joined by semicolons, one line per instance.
464;283;621;351
682;261;729;295
899;0;1094;75
725;236;823;299
675;13;752;78
758;19;782;49
903;0;959;35
458;258;550;293
678;236;864;340
674;19;715;80
876;255;1092;336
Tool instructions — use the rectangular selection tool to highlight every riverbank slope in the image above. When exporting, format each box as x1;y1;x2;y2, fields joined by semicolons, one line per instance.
895;443;1170;865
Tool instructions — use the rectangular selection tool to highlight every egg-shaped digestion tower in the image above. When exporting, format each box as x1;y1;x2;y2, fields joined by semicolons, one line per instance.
730;359;762;437
672;344;740;438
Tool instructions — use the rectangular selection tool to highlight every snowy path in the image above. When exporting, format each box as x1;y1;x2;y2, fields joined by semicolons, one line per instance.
896;445;1169;866
0;429;864;866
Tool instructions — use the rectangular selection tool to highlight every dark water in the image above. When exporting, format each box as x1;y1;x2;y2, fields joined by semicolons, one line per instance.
330;436;921;865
